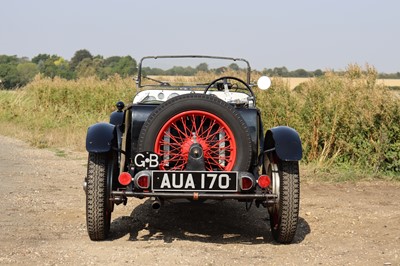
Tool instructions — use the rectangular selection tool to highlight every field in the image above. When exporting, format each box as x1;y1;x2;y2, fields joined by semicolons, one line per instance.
377;78;400;88
146;75;400;90
283;77;400;90
0;67;399;176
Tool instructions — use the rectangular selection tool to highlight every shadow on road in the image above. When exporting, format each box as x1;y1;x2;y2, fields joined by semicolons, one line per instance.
108;199;310;244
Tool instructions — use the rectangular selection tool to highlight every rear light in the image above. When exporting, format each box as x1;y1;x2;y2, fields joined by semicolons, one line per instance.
241;176;254;190
136;173;150;189
118;172;132;186
257;175;271;188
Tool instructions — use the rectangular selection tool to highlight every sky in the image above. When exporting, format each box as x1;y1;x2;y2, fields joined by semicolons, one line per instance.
1;0;399;73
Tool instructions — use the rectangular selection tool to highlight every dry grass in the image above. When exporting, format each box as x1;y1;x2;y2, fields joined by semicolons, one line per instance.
377;79;400;87
0;67;399;175
256;65;400;174
282;77;400;90
281;78;314;90
0;74;135;151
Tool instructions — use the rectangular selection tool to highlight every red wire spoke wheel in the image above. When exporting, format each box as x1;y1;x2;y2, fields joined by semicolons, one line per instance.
138;94;252;171
155;110;237;171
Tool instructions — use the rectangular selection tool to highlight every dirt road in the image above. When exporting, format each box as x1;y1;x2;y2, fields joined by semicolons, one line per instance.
0;135;399;265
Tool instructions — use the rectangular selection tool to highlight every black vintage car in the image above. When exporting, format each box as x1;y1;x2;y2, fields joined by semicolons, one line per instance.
84;55;302;243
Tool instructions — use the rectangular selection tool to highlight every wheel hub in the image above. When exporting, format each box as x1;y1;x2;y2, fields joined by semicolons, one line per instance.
181;134;209;160
185;143;206;170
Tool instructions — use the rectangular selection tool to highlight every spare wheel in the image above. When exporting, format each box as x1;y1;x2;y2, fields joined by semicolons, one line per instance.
138;93;252;171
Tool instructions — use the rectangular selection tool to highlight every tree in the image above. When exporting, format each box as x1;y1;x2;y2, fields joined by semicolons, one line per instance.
75;58;104;78
313;69;324;77
292;69;309;77
104;56;121;68
101;56;137;78
0;55;20;89
0;55;18;65
70;49;93;71
272;67;289;77
35;55;71;79
32;54;51;64
215;67;227;75
16;62;38;85
113;56;137;77
40;57;58;78
165;66;196;76
228;63;240;71
0;64;19;89
262;68;273;76
196;63;209;72
53;57;74;79
142;67;165;76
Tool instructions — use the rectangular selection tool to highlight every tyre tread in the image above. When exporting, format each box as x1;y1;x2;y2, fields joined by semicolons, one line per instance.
272;160;300;244
86;152;110;241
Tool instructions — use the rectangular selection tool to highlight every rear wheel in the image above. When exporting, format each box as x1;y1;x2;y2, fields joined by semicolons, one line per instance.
86;152;114;240
265;155;300;244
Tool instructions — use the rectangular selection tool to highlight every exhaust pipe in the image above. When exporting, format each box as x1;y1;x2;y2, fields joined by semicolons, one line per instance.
151;198;163;210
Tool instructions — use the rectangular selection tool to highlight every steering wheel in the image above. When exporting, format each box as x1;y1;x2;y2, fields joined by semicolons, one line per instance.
204;76;256;101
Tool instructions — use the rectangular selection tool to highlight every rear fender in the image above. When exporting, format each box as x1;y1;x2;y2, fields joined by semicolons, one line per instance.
264;126;302;161
86;122;116;153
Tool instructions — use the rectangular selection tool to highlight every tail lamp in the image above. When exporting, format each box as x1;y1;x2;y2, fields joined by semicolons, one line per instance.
135;172;150;189
257;175;271;188
241;176;254;190
118;172;132;186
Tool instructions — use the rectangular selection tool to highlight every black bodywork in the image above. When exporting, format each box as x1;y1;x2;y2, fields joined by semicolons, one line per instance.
88;112;300;197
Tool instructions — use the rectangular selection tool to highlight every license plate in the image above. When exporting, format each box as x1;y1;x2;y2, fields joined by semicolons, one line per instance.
152;171;238;192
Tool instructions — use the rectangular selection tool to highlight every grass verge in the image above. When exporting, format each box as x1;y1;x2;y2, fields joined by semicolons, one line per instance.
1;68;399;181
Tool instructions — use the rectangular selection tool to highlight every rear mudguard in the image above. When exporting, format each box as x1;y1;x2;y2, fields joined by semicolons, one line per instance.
264;126;302;161
86;122;116;153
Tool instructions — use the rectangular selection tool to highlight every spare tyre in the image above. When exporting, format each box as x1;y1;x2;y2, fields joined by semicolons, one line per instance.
138;93;252;171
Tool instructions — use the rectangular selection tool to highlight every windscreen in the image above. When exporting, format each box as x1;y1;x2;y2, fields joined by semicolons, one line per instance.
138;56;250;88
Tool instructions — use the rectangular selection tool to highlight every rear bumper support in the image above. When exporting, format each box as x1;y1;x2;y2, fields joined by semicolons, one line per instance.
111;190;277;203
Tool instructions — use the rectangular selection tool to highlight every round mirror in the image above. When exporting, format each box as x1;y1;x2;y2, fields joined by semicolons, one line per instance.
257;76;271;90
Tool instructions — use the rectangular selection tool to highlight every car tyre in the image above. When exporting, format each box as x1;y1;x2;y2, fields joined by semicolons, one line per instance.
265;155;300;244
86;152;112;241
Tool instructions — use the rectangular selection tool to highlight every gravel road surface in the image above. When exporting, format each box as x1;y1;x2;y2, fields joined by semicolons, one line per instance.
0;135;399;265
